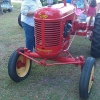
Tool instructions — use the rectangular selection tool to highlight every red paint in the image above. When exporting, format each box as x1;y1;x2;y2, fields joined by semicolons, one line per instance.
16;2;96;69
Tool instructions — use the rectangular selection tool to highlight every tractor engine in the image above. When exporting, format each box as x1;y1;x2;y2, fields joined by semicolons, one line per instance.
34;3;75;58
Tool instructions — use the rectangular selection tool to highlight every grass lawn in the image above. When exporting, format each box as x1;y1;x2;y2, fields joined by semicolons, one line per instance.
0;2;100;100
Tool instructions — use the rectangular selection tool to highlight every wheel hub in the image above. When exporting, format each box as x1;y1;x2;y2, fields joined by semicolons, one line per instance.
16;60;25;69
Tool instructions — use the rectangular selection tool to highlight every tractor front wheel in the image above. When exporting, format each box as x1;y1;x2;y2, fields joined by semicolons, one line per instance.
79;57;95;99
91;13;100;57
8;47;32;82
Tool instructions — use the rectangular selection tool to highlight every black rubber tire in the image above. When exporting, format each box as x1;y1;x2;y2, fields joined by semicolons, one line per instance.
8;9;12;12
8;50;16;69
3;9;6;13
79;57;95;99
91;13;100;58
8;47;32;82
18;13;22;27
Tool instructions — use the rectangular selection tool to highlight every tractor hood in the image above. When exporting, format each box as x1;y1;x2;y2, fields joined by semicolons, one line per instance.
34;3;75;20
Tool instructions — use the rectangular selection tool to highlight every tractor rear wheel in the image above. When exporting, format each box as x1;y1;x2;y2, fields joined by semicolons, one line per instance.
8;47;32;82
79;57;95;99
91;13;100;57
18;13;22;27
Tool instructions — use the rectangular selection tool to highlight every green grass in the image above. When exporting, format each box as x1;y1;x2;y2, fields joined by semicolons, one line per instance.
0;2;100;100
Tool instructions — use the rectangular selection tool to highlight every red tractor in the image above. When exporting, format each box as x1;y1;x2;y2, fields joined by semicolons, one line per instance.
8;0;100;99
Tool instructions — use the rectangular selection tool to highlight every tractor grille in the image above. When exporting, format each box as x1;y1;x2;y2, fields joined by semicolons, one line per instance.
35;21;42;46
44;22;60;47
35;21;61;47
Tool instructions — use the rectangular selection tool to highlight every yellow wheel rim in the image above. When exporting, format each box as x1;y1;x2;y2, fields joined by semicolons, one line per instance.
88;66;94;93
16;55;30;77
